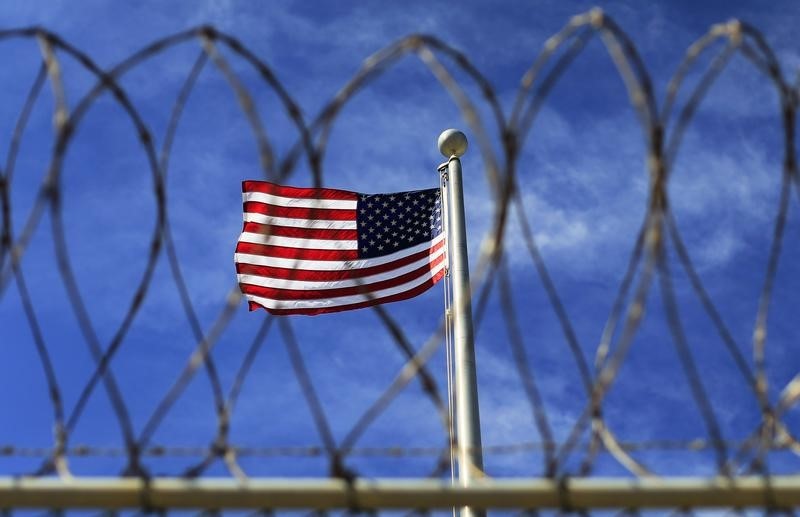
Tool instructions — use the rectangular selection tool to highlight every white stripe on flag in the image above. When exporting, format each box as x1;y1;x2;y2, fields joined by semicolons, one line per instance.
243;191;357;209
238;232;358;250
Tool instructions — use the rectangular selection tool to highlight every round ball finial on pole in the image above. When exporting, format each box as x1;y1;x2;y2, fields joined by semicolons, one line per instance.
438;129;468;158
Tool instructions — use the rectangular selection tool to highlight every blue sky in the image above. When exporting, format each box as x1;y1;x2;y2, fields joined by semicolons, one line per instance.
0;0;798;484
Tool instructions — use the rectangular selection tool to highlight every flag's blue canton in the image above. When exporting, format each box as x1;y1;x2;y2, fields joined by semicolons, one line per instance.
356;188;442;259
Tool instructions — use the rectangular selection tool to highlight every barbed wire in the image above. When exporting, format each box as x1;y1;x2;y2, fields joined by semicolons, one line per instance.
0;438;796;459
0;8;798;512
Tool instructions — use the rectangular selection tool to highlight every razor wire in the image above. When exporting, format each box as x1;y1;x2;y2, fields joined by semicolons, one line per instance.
0;8;797;507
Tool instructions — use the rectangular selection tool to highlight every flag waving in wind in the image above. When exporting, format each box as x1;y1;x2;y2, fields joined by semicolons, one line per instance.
234;181;446;315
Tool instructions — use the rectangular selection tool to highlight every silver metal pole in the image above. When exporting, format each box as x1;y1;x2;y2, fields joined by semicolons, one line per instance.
438;129;484;517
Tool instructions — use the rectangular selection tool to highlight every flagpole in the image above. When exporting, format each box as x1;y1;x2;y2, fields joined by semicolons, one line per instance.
438;129;484;517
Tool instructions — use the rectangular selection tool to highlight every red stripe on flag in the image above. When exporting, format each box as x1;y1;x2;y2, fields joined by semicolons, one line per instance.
243;201;356;221
243;180;358;200
235;240;446;281
248;269;446;315
235;242;358;261
242;222;358;241
239;260;443;301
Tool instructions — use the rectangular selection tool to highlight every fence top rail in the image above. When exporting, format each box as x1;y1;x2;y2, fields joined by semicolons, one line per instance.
0;475;798;510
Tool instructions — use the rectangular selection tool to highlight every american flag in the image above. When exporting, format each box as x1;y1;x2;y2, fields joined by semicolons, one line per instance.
234;180;446;315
